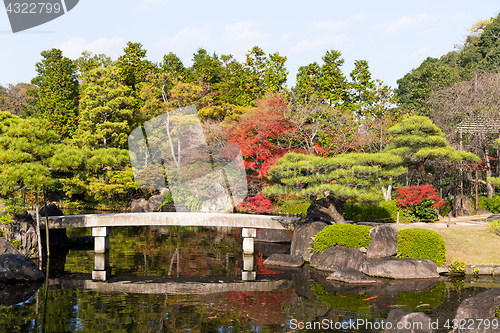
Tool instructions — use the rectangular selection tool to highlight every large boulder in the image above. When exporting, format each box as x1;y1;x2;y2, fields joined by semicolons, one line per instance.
452;194;474;217
202;195;233;213
130;198;147;212
310;246;366;271
144;194;166;212
0;238;21;256
38;203;63;217
255;229;292;243
39;203;70;250
366;224;398;259
361;258;439;279
384;309;433;333
0;253;44;282
455;288;500;332
290;221;329;261
263;254;304;268
0;214;38;258
326;267;376;284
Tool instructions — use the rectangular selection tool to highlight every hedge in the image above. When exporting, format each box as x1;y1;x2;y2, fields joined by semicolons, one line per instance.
313;224;372;253
344;200;411;223
397;228;446;267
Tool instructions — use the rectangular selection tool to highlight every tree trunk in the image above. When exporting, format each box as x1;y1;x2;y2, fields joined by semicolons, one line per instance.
417;162;426;184
382;181;392;201
313;196;346;224
483;147;495;198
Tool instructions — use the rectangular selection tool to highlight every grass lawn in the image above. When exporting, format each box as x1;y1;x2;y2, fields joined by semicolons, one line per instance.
395;224;500;266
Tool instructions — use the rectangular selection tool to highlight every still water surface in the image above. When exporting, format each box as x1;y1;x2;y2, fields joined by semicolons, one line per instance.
0;225;498;332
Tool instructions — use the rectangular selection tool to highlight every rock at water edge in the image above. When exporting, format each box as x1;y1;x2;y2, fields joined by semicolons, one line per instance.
361;258;439;279
0;253;44;282
310;246;366;271
0;238;21;256
263;254;304;268
291;221;328;262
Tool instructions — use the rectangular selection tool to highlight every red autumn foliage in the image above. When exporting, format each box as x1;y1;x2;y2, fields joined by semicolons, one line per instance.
236;193;273;214
395;184;444;210
224;95;297;180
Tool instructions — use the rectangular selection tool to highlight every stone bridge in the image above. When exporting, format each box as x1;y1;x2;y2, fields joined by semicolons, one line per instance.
45;212;299;281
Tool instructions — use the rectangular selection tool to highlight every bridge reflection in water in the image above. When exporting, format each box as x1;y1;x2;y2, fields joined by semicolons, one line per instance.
46;212;298;281
47;274;291;295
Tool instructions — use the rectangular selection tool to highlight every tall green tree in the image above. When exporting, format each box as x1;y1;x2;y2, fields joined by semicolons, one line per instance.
73;66;135;149
0;112;61;194
294;50;350;108
264;52;288;92
350;60;396;119
75;50;113;80
395;56;465;116
116;42;155;92
32;48;79;137
189;48;223;86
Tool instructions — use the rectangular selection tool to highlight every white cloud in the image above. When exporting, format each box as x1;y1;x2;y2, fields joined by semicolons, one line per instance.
156;27;213;61
307;14;365;33
287;14;364;56
224;21;269;45
57;37;125;59
377;14;440;34
221;21;270;60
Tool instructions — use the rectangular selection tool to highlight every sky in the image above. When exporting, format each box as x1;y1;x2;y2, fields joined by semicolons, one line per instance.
1;0;499;90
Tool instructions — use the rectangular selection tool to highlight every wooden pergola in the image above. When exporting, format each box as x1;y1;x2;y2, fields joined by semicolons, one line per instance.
456;115;500;135
455;115;500;208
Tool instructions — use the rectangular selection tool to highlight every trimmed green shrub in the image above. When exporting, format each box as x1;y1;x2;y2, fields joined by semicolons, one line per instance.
477;195;489;211
397;228;446;267
486;194;500;214
449;258;466;275
496;303;500;318
313;224;372;253
344;200;410;223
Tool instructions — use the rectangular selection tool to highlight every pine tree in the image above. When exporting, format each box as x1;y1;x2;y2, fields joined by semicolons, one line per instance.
264;151;405;223
32;48;79;137
384;116;480;183
0;112;62;194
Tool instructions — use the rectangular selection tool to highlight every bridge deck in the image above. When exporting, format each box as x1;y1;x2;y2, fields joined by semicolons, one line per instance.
46;212;298;230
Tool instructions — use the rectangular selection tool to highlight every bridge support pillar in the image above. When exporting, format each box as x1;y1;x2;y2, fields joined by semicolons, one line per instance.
92;251;111;281
93;227;111;254
242;228;256;255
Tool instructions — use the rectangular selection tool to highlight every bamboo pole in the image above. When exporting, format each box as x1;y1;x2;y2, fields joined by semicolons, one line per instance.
35;189;42;261
43;188;49;258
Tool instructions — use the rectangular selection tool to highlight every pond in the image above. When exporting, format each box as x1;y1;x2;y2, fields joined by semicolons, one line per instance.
0;226;499;332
